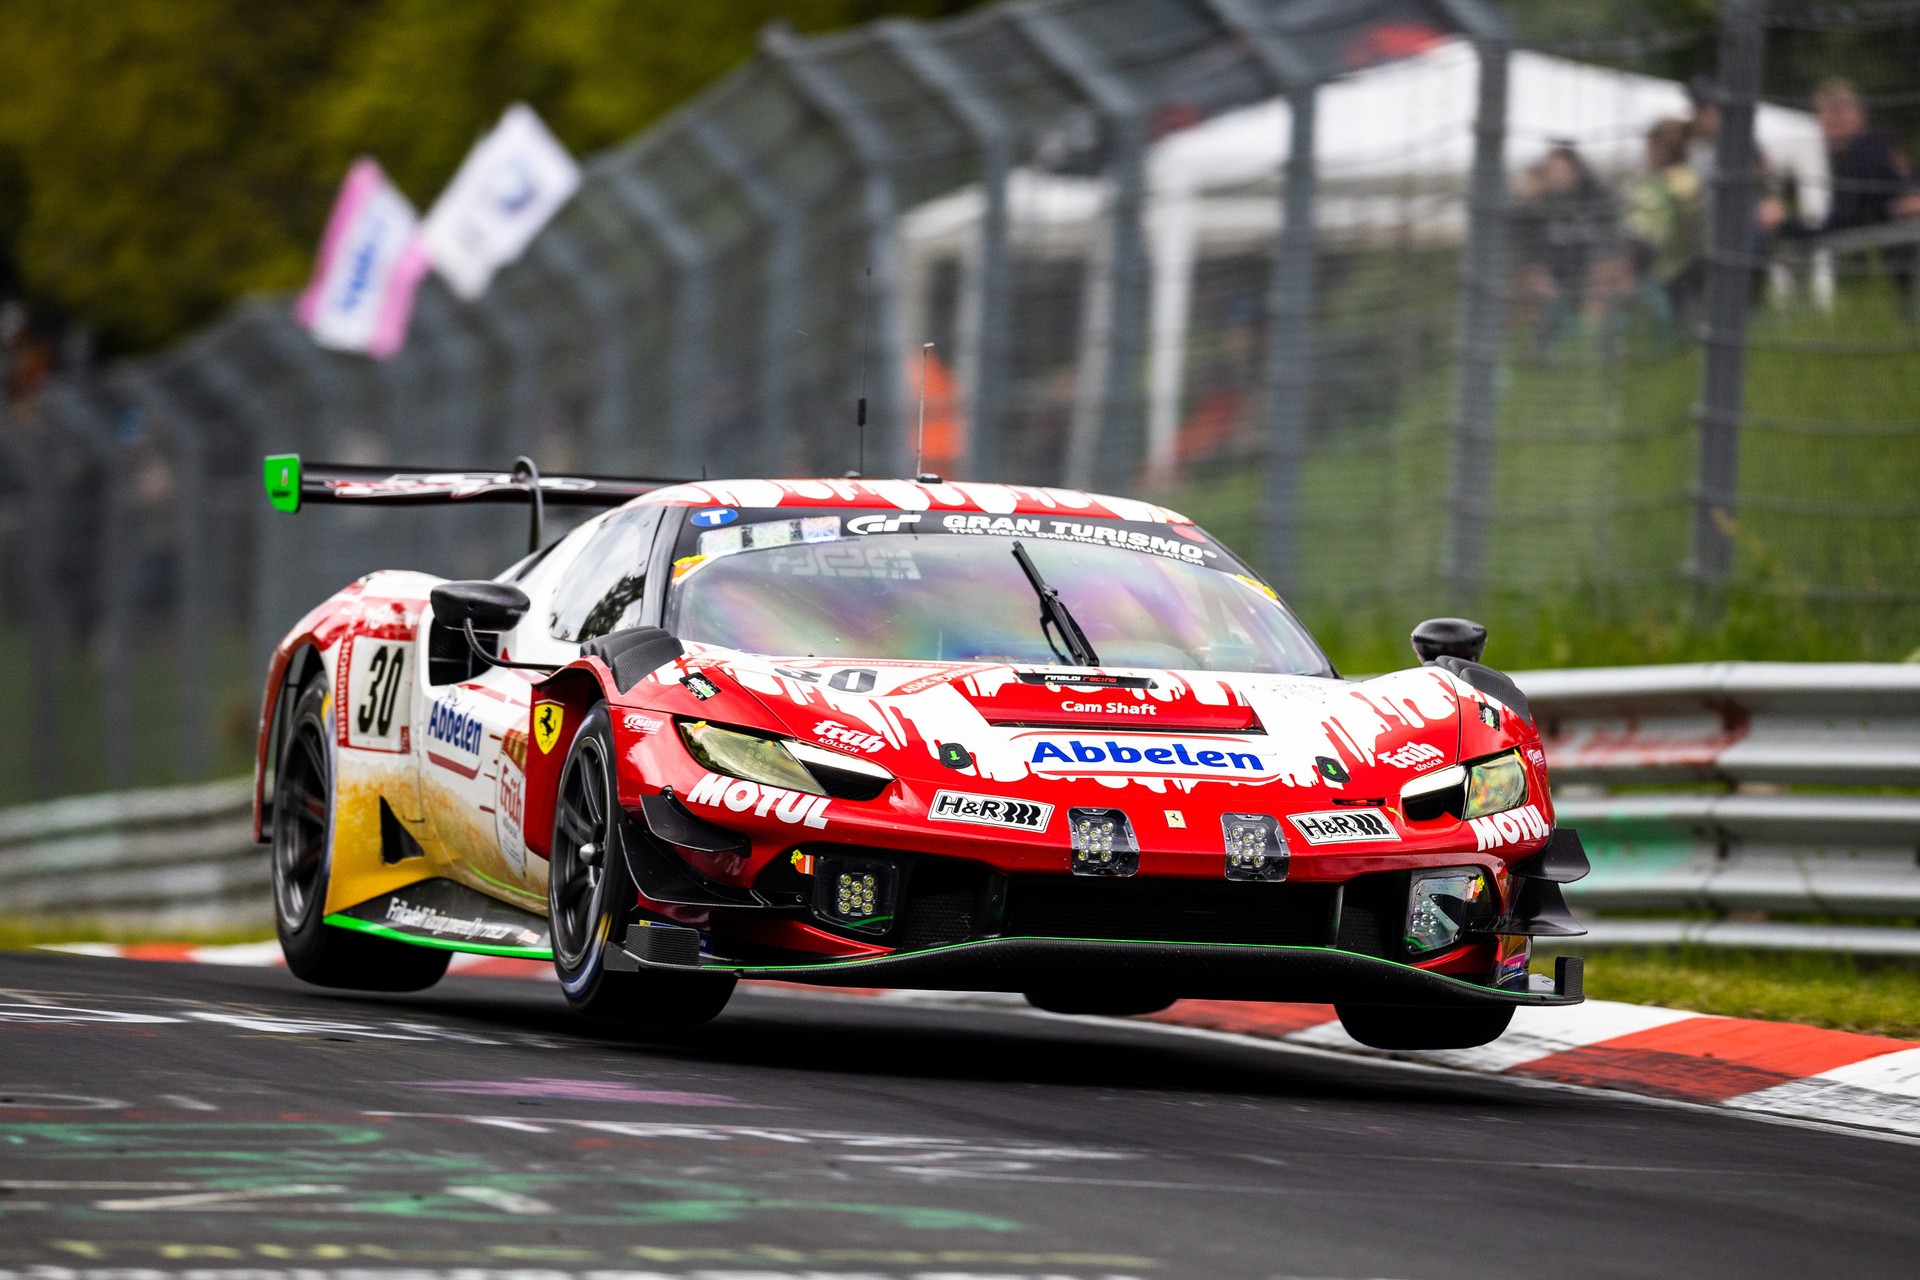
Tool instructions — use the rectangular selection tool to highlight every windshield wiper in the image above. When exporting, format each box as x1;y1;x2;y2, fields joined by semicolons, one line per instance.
1011;541;1100;668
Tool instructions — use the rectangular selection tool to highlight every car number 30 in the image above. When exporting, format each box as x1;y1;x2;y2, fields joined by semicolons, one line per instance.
343;640;409;752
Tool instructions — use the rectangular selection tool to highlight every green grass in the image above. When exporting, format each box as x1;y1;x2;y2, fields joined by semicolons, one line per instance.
1167;275;1920;670
0;917;273;950
1563;947;1920;1041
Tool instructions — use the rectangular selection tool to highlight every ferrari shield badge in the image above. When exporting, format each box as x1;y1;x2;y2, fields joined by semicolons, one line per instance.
533;701;565;754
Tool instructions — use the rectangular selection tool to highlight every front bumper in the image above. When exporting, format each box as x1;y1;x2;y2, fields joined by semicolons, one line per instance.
608;931;1583;1008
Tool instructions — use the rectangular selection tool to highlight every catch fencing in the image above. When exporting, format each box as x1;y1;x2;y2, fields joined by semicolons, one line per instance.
2;662;1915;953
3;0;1920;807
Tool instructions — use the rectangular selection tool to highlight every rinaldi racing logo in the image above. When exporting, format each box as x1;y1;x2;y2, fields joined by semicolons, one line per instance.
1287;808;1400;845
684;772;830;828
1469;803;1551;850
928;790;1053;832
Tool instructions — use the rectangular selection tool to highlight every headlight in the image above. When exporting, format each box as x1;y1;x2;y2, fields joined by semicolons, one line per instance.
678;721;893;800
1462;752;1528;819
1398;752;1528;822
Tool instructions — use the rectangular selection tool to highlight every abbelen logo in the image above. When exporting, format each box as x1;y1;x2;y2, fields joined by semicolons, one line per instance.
1287;808;1400;845
683;772;830;828
928;790;1053;832
1028;738;1263;773
425;696;486;777
813;720;886;754
1381;742;1445;770
1469;803;1550;851
846;512;921;535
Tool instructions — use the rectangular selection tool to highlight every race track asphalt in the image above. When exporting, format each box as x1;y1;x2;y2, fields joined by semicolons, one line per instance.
1;948;1917;1280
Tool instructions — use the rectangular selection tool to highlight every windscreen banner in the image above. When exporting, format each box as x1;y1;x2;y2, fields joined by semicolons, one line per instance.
420;103;581;300
294;158;431;359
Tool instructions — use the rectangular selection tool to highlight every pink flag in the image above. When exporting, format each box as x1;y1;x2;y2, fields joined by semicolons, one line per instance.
296;158;431;358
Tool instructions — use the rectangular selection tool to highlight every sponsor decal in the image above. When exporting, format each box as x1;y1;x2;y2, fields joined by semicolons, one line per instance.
1469;803;1551;851
1061;700;1158;716
690;507;738;527
847;512;922;535
1164;810;1186;828
623;712;665;735
1287;808;1401;845
1026;736;1266;777
385;896;543;947
533;701;564;754
683;771;830;828
928;790;1053;833
1381;741;1446;771
339;636;411;753
1524;743;1548;769
683;672;720;701
495;728;528;873
813;720;886;754
938;513;1211;564
698;516;841;560
425;695;486;777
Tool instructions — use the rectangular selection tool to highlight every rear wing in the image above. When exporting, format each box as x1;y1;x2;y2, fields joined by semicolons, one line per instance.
262;454;683;513
263;453;688;554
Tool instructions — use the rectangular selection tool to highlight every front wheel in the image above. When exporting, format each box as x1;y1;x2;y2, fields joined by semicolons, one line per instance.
547;705;734;1026
1334;1003;1514;1050
272;676;449;992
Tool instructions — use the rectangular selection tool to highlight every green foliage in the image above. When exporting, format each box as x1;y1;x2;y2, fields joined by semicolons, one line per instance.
0;0;981;353
1567;946;1920;1041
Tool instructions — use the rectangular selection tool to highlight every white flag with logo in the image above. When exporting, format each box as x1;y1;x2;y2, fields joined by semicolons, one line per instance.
421;103;581;299
295;158;430;358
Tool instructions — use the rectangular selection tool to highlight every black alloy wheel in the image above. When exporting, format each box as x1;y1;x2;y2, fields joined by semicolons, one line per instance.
548;703;735;1025
272;675;449;991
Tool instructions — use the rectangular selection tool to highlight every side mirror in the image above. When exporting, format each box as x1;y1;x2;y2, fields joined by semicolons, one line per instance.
1410;617;1487;665
431;581;530;633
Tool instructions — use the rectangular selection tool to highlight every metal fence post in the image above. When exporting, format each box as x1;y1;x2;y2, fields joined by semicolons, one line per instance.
1691;0;1766;594
125;371;211;781
688;117;805;476
603;166;711;477
12;422;66;797
532;223;634;471
1193;0;1322;592
878;19;1015;482
1445;28;1512;605
1006;6;1149;494
761;23;907;479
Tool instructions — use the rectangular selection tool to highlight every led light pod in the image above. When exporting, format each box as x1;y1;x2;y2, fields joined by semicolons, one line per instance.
1068;807;1139;877
1221;813;1288;882
1405;867;1491;954
811;854;899;934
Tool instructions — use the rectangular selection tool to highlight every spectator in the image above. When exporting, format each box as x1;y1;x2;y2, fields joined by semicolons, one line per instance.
1812;78;1920;231
1510;142;1618;355
1625;118;1706;326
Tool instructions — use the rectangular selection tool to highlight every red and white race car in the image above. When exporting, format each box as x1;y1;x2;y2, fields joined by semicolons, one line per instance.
256;457;1586;1048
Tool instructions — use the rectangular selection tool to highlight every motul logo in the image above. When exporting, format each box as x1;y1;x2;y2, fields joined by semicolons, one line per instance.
1469;804;1550;850
683;772;830;828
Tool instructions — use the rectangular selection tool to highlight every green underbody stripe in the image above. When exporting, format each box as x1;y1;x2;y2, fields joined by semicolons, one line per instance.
324;913;554;960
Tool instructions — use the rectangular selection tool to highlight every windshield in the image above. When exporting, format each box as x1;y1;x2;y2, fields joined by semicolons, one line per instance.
667;521;1330;675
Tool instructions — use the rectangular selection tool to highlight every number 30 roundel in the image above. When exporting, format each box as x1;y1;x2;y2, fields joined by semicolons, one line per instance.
341;637;410;752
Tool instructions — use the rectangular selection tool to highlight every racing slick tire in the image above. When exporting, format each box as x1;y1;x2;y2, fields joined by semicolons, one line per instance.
548;704;736;1027
1334;1002;1514;1051
272;676;450;992
1024;989;1177;1018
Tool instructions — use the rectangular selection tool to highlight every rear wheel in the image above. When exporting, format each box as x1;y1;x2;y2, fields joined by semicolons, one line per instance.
1334;1003;1514;1050
548;705;734;1026
273;676;449;992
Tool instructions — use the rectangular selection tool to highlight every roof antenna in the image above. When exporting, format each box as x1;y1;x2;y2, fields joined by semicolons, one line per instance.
854;268;871;478
915;342;934;480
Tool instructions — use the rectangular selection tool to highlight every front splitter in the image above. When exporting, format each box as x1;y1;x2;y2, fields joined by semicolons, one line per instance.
660;937;1581;1008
